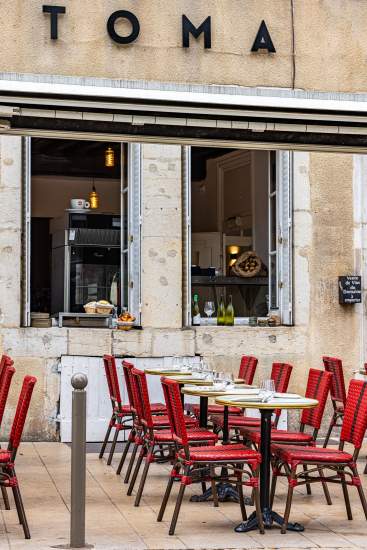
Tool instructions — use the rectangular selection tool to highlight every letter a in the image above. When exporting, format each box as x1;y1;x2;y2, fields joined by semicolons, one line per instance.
251;20;276;53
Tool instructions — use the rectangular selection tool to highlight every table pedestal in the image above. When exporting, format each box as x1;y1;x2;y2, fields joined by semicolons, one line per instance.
235;409;304;533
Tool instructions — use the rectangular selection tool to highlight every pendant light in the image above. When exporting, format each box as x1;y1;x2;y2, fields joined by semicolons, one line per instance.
105;146;115;168
89;179;99;209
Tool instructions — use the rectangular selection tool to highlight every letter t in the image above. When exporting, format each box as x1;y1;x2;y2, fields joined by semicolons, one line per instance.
43;5;66;40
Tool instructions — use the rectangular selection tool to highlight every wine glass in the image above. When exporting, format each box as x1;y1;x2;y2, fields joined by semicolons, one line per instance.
260;379;275;402
204;301;215;318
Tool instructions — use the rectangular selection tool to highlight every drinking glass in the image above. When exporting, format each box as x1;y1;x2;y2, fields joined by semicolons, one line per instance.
224;372;235;390
204;301;215;318
260;379;275;402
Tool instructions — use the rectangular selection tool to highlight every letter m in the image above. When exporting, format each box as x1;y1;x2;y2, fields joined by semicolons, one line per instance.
182;15;211;49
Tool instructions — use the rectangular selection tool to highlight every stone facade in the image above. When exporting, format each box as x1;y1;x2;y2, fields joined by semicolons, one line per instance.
0;1;366;438
0;136;365;439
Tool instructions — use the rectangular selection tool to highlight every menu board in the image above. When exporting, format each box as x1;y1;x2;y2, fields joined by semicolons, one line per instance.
338;276;362;304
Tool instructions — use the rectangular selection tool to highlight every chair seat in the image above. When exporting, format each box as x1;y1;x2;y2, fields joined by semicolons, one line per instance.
193;404;242;417
115;402;166;416
240;426;314;445
271;444;353;464
211;414;269;429
151;402;167;413
0;450;11;463
154;428;218;443
152;415;198;428
115;405;133;416
178;444;261;463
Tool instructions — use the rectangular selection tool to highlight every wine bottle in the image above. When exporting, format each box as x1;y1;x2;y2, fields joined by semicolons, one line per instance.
192;293;201;326
217;295;225;326
225;294;235;326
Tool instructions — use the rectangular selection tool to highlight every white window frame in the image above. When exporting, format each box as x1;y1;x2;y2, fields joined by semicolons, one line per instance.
22;139;142;327
185;147;293;326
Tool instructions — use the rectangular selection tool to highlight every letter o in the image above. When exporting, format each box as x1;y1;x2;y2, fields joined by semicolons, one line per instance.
107;10;140;44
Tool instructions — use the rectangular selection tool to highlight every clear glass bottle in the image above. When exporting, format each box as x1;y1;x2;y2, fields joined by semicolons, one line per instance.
192;293;201;326
217;295;225;326
224;294;234;326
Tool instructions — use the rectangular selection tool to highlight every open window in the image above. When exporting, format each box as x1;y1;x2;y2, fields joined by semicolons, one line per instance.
186;147;293;326
22;138;141;328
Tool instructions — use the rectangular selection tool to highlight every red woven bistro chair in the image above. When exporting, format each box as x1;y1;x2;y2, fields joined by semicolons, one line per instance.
0;375;37;539
157;377;264;536
99;355;134;465
211;362;293;437
271;379;367;533
0;355;13;385
121;362;196;484
127;369;217;506
192;355;258;419
116;360;167;476
0;360;16;510
323;356;347;447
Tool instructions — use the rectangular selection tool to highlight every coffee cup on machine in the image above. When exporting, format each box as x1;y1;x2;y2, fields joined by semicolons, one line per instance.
70;199;90;210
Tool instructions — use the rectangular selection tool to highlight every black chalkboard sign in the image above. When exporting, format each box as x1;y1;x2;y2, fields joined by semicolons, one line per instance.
339;276;362;304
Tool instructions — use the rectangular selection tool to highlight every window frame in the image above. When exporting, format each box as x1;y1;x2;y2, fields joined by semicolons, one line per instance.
21;139;142;327
185;147;293;326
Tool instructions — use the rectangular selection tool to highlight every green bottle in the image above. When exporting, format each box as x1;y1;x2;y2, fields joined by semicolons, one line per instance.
217;295;225;326
192;293;201;326
225;295;235;326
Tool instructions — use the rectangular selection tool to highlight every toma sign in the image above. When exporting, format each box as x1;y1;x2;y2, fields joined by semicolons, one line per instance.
42;6;276;53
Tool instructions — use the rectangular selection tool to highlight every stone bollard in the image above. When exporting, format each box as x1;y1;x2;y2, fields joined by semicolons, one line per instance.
70;373;88;549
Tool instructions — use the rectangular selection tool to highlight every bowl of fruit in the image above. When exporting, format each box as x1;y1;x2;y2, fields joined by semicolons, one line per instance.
116;311;136;330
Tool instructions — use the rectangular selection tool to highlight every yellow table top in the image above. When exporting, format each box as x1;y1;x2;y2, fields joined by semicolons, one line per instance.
215;395;318;410
181;386;257;397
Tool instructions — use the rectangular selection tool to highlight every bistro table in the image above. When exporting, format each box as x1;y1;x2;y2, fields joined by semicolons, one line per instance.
215;394;318;533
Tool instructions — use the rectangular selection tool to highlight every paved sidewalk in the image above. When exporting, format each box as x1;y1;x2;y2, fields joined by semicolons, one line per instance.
1;442;367;549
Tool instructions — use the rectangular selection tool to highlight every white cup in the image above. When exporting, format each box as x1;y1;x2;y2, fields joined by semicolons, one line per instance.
70;199;90;210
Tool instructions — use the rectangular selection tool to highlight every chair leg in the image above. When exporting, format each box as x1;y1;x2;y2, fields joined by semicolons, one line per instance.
99;419;113;459
1;486;10;510
134;454;152;506
124;439;140;484
364;459;367;475
107;419;122;465
323;414;336;448
303;464;312;495
270;472;278;508
318;467;332;505
12;485;30;539
340;472;352;520
210;466;219;508
116;437;132;475
236;475;247;521
158;464;180;522
282;471;295;534
169;476;187;536
253;484;265;534
127;447;145;496
352;466;367;519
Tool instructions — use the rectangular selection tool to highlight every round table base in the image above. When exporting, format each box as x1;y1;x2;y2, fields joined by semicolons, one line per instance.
235;509;305;533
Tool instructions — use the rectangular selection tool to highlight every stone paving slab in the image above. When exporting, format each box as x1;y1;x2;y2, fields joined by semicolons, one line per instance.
1;442;367;549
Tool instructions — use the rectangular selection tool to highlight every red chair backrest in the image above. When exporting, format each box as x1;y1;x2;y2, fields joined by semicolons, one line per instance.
131;368;154;429
103;355;122;409
8;375;37;457
0;363;15;428
0;355;13;387
301;369;332;430
341;380;367;449
271;363;293;420
238;356;258;385
161;377;188;447
122;360;136;411
323;356;346;407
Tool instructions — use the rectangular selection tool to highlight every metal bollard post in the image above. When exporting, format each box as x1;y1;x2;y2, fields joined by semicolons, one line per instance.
70;373;88;549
